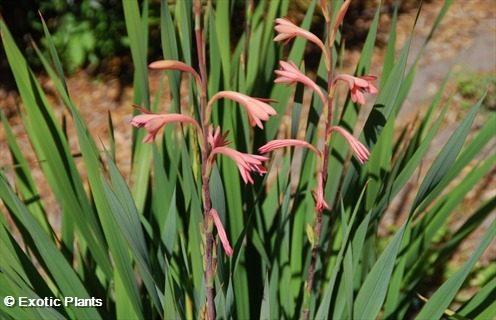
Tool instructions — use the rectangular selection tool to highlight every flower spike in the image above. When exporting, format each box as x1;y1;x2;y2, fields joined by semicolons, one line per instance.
210;209;233;257
275;61;327;106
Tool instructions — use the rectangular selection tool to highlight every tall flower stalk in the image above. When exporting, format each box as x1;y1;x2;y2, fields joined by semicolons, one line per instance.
131;1;276;319
260;1;377;318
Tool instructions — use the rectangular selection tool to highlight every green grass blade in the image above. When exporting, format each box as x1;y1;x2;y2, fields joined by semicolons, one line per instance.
353;219;409;319
160;0;181;111
408;153;495;270
0;173;102;319
363;36;411;149
163;258;179;319
260;271;271;320
373;98;449;216
101;171;164;317
456;277;496;319
315;184;369;319
1;110;50;235
162;188;177;255
0;215;68;319
435;196;496;268
2;18;113;278
414;110;494;215
380;5;398;88
214;0;230;90
123;0;150;109
415;219;495;319
411;94;485;214
63;80;144;317
123;0;152;212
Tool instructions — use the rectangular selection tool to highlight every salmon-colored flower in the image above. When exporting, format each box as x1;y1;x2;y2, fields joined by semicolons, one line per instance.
329;126;370;164
149;60;202;89
131;110;201;144
208;126;269;184
258;138;322;158
210;209;233;257
274;17;330;69
315;172;329;211
275;60;326;105
207;91;277;129
332;74;378;105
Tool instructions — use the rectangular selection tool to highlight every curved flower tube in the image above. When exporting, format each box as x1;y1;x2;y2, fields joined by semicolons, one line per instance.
329;126;370;164
131;111;201;144
274;17;330;69
332;74;378;106
206;91;277;129
149;60;203;91
258;138;323;158
275;60;327;106
210;147;269;184
210;209;233;257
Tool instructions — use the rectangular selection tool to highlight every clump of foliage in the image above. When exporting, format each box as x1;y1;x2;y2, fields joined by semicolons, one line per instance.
1;1;494;319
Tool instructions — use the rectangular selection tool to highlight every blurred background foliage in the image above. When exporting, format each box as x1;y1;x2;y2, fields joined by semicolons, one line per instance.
1;0;129;74
0;0;427;77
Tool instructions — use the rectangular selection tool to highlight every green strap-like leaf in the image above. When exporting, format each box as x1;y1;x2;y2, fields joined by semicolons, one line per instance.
415;219;495;319
353;219;409;319
0;173;102;319
411;93;485;214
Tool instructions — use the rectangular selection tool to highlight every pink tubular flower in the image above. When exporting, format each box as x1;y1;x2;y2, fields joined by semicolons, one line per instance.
210;209;233;257
332;74;378;106
274;17;330;69
329;126;370;164
315;172;329;211
149;60;202;89
258;139;322;158
208;126;269;184
275;61;326;105
131;110;201;144
212;148;268;184
207;91;277;129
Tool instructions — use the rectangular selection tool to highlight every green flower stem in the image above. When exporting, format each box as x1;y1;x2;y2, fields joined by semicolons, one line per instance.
303;5;335;319
194;1;215;319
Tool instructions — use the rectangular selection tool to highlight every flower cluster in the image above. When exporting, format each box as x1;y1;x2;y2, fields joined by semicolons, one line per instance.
131;61;277;257
259;15;378;212
268;3;378;314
